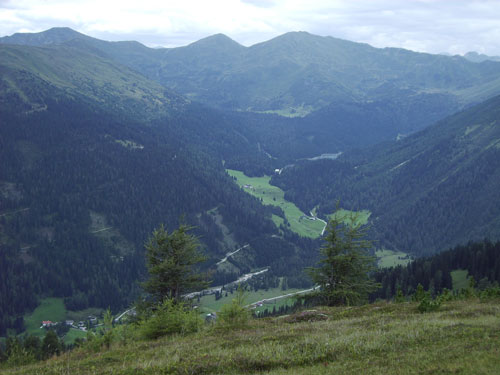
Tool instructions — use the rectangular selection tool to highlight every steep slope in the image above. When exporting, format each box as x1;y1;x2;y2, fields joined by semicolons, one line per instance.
0;27;159;67
0;43;186;120
272;94;500;256
0;43;317;335
0;27;87;45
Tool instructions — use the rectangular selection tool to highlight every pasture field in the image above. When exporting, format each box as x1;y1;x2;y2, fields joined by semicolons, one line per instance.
375;249;412;268
451;269;470;291
271;214;285;230
23;298;67;338
65;307;104;323
63;328;87;345
22;298;103;344
328;208;371;226
198;286;304;314
227;169;325;238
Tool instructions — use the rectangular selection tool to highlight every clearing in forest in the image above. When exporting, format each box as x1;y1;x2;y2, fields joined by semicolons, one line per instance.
227;169;325;238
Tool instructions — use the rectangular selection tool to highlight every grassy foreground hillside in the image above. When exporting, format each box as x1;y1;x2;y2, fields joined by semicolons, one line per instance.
4;299;500;374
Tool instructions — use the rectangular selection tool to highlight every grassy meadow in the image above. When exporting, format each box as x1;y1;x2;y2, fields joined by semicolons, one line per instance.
227;169;325;238
328;208;371;226
4;298;500;374
23;298;67;338
63;329;87;345
375;249;412;268
22;297;99;344
451;269;470;291
198;286;305;315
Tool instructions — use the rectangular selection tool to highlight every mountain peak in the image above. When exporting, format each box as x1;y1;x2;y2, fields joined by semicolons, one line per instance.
279;31;315;39
44;26;80;34
463;51;500;63
256;31;318;46
187;33;244;50
0;27;89;46
250;31;354;52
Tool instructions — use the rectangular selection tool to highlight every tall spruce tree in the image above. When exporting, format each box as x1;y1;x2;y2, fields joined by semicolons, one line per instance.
143;223;208;303
306;211;379;305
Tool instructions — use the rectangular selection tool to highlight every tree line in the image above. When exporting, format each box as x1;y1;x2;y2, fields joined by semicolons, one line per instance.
371;239;500;301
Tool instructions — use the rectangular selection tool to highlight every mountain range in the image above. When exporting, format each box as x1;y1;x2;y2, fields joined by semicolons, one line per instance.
1;27;499;334
4;27;500;156
464;51;500;63
4;27;500;114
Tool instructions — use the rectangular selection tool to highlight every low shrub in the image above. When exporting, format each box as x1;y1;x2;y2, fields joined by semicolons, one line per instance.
417;296;441;313
217;287;250;330
139;299;202;339
394;288;405;303
4;345;36;367
479;286;500;301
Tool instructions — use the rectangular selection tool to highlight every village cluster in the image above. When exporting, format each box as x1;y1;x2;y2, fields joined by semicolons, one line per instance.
40;315;99;331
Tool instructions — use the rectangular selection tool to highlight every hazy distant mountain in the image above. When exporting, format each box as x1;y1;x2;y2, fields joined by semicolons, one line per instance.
146;31;500;114
4;28;500;117
0;43;187;121
0;27;87;45
464;51;500;63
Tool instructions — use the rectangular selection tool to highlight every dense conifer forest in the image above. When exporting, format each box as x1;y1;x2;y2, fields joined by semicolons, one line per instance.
0;84;318;335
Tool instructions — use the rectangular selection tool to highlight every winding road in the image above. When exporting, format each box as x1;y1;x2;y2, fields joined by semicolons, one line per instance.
216;244;250;265
246;285;321;308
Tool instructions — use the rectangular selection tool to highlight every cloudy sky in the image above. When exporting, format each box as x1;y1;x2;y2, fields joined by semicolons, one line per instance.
1;0;500;55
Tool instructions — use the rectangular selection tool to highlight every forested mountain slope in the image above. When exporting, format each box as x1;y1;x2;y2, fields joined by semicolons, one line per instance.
0;43;318;334
272;94;500;256
0;43;186;121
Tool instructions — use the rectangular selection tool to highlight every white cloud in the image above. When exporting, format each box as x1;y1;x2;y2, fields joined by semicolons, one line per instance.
1;0;500;55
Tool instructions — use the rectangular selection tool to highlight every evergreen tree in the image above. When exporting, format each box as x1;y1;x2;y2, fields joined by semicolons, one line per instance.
143;223;209;303
306;211;379;305
23;335;41;360
5;337;21;358
0;344;5;362
41;330;61;359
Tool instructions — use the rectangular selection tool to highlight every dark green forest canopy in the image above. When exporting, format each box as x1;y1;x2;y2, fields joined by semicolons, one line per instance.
0;50;318;335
